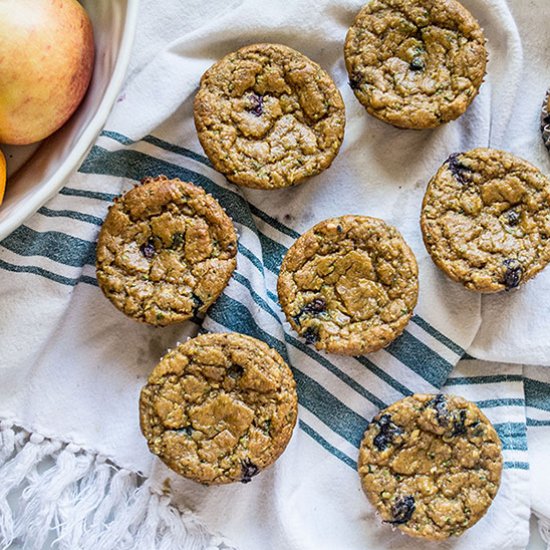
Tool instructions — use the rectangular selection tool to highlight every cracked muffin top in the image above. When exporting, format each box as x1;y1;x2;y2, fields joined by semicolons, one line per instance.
344;0;487;129
421;148;550;293
96;176;237;325
139;332;298;484
194;43;345;189
358;394;502;540
277;215;418;356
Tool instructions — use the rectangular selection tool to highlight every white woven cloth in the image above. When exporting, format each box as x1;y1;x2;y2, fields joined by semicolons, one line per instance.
1;0;549;548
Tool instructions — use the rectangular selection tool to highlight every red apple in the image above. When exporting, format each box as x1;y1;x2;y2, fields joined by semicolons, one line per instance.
0;0;94;145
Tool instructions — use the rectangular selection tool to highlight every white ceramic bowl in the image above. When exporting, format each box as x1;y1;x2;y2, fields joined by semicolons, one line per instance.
0;0;139;241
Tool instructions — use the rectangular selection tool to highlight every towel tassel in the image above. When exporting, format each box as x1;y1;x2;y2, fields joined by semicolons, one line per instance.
0;421;234;550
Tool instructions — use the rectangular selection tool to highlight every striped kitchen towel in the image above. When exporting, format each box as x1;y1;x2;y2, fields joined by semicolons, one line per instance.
0;130;532;550
0;0;548;548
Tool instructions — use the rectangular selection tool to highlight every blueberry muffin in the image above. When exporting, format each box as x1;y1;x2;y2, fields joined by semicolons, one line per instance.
344;0;487;129
139;332;298;484
96;176;237;325
277;215;418;355
358;394;502;539
421;149;550;292
194;43;345;189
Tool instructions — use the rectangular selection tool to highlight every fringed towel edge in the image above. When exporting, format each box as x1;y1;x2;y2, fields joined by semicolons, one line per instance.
0;420;236;550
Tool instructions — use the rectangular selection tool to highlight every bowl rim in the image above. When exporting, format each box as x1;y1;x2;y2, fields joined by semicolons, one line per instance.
0;0;140;241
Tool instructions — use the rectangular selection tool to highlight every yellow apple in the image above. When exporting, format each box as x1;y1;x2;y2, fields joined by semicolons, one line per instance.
0;0;94;145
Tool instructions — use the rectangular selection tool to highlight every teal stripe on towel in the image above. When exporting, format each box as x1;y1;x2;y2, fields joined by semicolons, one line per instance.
493;423;528;451
38;206;103;227
385;331;453;388
476;398;525;409
503;462;529;470
411;315;465;356
299;420;357;470
0;258;97;287
526;418;550;427
524;377;550;412
445;375;524;386
59;187;117;202
1;225;96;268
